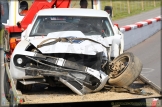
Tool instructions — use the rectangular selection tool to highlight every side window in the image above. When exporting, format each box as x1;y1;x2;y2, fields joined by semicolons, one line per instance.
100;19;114;37
105;20;114;36
18;0;32;16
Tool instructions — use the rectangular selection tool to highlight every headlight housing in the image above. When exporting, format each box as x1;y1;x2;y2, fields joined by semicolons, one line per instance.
13;55;29;67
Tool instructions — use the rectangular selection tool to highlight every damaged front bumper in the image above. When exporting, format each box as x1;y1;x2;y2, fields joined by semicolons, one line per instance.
13;52;108;95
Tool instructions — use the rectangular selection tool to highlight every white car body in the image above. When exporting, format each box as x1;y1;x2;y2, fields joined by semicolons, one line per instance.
10;8;124;95
22;8;124;56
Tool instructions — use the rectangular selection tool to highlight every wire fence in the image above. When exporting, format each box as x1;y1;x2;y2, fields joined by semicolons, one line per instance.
101;0;161;18
28;0;161;20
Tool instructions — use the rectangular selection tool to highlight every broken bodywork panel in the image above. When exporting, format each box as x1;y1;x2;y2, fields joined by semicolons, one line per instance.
12;31;110;95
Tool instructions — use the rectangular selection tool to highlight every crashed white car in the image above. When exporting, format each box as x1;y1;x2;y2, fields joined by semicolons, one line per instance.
9;8;141;95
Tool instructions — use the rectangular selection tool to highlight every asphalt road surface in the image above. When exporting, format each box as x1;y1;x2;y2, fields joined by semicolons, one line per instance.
113;7;161;27
126;30;161;89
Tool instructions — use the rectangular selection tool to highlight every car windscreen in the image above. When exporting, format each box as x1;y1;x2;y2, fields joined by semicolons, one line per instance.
30;16;114;37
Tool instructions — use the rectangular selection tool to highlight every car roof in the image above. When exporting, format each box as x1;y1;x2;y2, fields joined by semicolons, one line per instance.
37;8;109;17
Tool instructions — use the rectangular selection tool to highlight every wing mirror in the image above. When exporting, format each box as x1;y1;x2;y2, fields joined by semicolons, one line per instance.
114;23;123;36
114;24;119;29
114;23;120;34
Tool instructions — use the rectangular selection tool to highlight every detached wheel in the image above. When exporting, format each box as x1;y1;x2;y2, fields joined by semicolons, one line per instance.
108;52;142;86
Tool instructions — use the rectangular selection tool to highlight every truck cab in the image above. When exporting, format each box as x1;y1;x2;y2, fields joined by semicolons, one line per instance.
5;0;30;27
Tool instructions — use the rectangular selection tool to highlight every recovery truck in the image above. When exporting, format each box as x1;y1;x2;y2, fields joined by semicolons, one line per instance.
2;0;162;107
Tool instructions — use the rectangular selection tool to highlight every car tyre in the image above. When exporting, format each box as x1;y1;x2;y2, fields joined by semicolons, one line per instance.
108;52;142;86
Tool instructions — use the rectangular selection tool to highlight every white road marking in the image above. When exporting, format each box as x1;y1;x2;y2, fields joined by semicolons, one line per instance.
142;68;155;72
141;68;155;77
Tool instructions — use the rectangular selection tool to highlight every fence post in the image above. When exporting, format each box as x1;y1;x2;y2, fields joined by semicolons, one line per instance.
120;1;121;12
141;0;144;10
110;0;112;7
110;0;114;17
110;0;113;17
127;0;130;14
154;0;156;7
